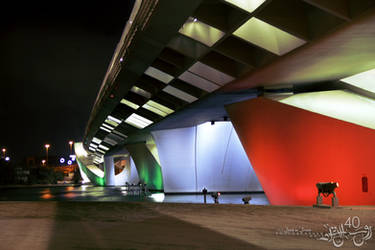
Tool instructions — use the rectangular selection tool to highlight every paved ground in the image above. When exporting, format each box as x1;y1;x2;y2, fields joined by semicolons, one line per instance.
0;202;374;250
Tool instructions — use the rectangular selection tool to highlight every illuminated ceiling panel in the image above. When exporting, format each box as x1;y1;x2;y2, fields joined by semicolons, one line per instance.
341;68;375;94
105;115;122;127
142;100;174;117
98;144;109;151
179;17;225;47
188;62;235;86
144;66;174;84
280;90;375;130
125;113;153;129
92;137;102;144
179;71;220;92
120;98;140;110
224;0;266;13
89;143;98;149
130;86;152;99
99;126;111;133
101;123;114;130
233;17;306;56
105;119;119;127
162;85;198;103
97;149;106;154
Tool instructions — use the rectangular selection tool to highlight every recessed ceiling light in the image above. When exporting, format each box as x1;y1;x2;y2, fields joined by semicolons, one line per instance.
144;66;174;84
224;0;266;13
233;17;305;56
125;113;153;129
179;17;225;47
120;98;140;110
341;68;375;94
142;100;174;117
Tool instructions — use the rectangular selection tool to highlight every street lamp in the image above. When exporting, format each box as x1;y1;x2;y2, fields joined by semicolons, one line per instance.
69;141;74;155
42;159;46;166
45;144;50;166
1;148;6;158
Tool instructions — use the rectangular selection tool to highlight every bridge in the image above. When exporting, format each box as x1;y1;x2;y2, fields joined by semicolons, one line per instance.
75;0;375;205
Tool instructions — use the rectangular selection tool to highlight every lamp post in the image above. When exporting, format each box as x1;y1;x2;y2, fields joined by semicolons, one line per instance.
45;144;50;166
1;148;6;158
69;141;73;155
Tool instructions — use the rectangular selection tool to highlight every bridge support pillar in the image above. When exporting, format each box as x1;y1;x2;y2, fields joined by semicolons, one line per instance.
104;155;115;186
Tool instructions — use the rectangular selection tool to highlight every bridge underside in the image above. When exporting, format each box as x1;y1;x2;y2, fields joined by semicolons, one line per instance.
78;0;375;205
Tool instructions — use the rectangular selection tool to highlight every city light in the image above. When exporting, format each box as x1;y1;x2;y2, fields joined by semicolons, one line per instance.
44;144;50;165
5;156;10;162
1;148;6;158
69;141;74;155
69;155;76;161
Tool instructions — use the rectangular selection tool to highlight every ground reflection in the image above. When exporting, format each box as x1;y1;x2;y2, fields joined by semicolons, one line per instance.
0;185;269;205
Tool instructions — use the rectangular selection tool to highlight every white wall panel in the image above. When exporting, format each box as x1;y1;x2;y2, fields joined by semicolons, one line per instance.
129;157;140;184
152;122;262;193
152;127;197;192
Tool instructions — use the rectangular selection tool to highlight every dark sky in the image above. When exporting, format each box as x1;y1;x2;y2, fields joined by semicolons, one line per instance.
0;1;134;162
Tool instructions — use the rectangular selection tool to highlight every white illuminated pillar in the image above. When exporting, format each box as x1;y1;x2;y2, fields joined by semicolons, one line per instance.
104;156;115;186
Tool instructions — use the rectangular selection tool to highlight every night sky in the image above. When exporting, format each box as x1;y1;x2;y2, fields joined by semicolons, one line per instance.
0;1;134;163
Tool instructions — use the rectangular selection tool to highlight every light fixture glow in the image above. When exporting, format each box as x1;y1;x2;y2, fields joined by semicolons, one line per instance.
92;137;102;144
5;156;10;162
98;144;110;151
67;160;72;165
101;123;114;130
130;86;152;99
99;126;111;133
150;193;165;202
142;100;174;117
341;68;375;94
179;17;225;47
107;115;122;124
60;158;65;164
233;17;306;56
144;66;174;84
96;149;106;154
224;0;266;13
90;143;98;148
105;119;120;127
120;98;140;109
125;113;153;129
280;90;375;130
74;142;88;157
